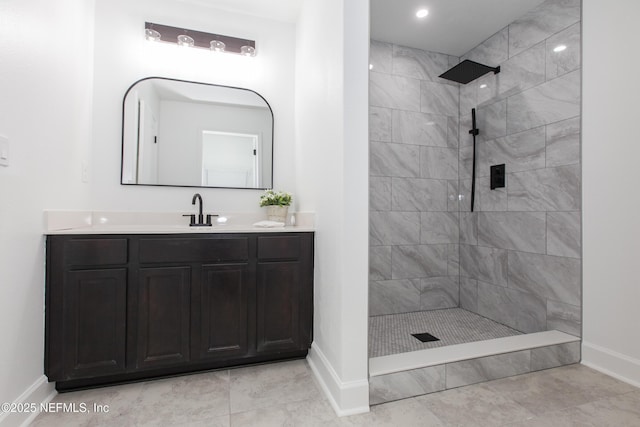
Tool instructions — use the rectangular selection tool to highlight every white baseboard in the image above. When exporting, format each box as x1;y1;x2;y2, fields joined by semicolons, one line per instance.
307;343;369;417
0;376;56;427
582;341;640;388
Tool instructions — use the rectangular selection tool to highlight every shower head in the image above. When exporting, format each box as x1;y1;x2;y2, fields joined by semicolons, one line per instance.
439;59;500;84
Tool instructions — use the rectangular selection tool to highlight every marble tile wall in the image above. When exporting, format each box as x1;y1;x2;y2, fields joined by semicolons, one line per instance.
369;0;582;338
369;39;461;316
458;0;582;337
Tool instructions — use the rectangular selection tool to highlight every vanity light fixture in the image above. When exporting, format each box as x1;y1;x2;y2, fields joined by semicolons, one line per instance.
144;22;256;56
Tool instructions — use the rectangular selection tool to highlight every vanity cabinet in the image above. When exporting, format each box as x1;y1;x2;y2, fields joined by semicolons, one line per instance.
45;232;313;391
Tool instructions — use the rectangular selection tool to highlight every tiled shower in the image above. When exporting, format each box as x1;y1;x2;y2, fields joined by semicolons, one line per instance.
368;0;582;399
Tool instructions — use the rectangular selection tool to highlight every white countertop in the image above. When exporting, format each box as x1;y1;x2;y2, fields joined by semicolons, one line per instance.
46;224;314;235
44;210;315;235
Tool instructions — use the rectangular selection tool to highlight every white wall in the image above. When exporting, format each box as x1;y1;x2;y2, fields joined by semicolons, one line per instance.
91;0;296;212
582;0;640;386
157;101;271;186
296;0;370;415
121;81;162;184
0;0;95;424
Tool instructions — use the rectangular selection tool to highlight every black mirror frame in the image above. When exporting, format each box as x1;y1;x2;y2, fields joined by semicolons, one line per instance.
120;76;274;190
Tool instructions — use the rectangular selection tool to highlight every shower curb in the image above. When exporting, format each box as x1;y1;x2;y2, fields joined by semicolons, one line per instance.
369;331;580;405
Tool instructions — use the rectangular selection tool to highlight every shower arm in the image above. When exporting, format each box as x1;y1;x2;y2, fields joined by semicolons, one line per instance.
469;108;479;212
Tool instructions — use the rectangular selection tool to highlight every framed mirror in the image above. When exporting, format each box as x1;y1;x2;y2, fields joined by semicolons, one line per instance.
121;77;273;189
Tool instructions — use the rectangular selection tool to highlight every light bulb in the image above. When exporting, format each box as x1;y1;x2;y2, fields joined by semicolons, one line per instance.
210;40;226;52
416;9;429;18
177;35;194;47
145;29;161;41
240;45;256;57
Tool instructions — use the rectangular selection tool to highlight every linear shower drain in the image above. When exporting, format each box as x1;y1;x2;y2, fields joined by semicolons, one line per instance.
411;332;440;343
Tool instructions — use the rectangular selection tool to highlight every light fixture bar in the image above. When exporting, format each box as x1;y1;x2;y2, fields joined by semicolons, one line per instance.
144;22;256;56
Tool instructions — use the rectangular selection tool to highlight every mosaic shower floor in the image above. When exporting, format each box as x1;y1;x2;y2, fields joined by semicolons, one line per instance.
369;308;522;358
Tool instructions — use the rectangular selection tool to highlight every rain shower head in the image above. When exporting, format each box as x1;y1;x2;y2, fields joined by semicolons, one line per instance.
439;59;500;84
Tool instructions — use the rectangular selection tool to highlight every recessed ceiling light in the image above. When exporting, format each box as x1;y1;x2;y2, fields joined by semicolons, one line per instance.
416;9;429;18
553;44;567;52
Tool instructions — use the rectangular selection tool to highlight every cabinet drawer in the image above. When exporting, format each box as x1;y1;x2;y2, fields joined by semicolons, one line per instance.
64;238;128;266
139;237;249;263
257;235;301;260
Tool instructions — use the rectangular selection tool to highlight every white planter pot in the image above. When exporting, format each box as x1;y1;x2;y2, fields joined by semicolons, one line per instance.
265;205;288;223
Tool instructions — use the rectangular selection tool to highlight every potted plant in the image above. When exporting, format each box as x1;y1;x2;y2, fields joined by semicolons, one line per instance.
260;190;292;223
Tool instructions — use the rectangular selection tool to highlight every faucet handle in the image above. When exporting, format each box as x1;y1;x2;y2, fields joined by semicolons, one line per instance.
206;214;219;226
182;214;196;226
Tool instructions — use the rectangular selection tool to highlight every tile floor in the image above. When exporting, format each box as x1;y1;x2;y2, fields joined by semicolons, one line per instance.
369;309;522;357
31;360;640;426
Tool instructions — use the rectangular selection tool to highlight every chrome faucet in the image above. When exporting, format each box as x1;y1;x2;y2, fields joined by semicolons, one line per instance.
183;193;215;227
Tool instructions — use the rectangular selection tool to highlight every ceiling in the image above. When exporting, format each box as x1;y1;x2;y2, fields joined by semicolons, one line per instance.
172;0;547;57
175;0;303;23
370;0;547;57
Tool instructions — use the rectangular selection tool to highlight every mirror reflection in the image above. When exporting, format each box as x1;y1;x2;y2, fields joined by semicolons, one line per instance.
121;77;273;189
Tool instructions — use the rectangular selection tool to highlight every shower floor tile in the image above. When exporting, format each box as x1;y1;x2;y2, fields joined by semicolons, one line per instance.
369;308;522;358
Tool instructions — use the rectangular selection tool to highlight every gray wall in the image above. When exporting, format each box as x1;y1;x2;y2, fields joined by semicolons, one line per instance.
369;0;582;337
458;0;582;336
368;41;461;315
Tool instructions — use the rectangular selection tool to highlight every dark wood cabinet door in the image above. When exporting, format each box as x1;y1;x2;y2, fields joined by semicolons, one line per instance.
63;269;127;379
136;267;191;369
256;261;301;353
195;263;251;360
